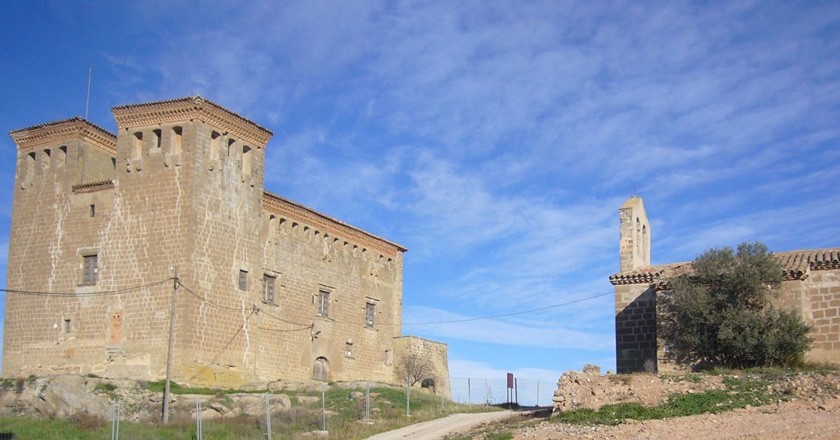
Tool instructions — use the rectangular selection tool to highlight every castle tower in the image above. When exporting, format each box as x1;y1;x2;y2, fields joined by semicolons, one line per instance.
618;195;650;272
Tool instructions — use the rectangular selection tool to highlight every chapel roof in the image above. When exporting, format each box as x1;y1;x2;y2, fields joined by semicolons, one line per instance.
609;247;840;286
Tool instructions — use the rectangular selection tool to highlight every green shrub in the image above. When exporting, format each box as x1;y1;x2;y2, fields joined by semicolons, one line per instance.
659;242;812;369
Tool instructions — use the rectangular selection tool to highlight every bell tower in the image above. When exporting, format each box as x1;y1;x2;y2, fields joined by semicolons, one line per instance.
619;195;650;272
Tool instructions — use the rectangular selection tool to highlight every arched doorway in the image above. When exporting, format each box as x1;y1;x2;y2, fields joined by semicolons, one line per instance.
421;378;436;393
313;357;330;381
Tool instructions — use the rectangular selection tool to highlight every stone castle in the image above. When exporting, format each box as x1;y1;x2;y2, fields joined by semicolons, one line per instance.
2;96;450;392
611;196;840;373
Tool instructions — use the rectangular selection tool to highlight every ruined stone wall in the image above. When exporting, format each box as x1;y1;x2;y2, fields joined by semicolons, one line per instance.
393;336;450;398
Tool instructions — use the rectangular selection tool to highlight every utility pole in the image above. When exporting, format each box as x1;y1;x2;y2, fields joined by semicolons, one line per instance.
162;268;179;423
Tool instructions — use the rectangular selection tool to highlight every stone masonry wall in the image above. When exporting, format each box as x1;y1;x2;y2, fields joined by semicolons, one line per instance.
614;284;658;374
393;336;450;398
3;98;423;390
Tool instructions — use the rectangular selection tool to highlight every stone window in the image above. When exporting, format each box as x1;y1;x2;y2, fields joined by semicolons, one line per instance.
227;138;236;157
89;204;96;218
242;145;252;175
365;302;376;328
41;148;51;171
82;254;98;285
152;129;162;149
318;289;331;317
132;131;143;161
24;151;36;188
263;274;276;303
57;146;67;167
345;340;353;357
63;318;71;334
238;269;248;291
171;126;183;156
210;131;221;163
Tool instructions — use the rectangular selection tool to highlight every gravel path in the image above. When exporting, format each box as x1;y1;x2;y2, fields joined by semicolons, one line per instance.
512;398;840;440
366;411;519;440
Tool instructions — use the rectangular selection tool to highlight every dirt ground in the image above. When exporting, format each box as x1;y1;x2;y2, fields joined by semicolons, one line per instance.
463;370;840;440
513;397;840;440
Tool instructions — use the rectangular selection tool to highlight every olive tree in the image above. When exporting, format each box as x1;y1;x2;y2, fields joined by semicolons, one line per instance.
659;242;811;369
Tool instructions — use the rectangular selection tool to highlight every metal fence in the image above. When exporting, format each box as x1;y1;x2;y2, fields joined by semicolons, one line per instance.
449;377;554;407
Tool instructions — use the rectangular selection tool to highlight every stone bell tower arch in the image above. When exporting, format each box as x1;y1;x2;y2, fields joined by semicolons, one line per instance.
619;195;650;272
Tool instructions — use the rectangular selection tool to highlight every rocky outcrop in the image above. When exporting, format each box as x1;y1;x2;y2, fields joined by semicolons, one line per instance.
552;365;725;412
0;375;305;422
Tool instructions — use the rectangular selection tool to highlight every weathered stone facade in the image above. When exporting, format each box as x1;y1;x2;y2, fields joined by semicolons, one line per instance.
2;97;449;390
393;336;451;397
611;196;840;373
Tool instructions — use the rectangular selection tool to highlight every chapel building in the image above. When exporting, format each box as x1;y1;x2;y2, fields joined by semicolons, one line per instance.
610;196;840;373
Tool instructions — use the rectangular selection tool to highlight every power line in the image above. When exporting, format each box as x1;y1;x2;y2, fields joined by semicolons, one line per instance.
187;307;257;382
177;280;246;311
1;278;173;297
400;291;614;326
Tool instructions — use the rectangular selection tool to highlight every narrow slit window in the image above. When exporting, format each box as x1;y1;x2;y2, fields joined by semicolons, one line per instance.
57;146;67;167
263;274;276;303
82;254;98;285
153;129;162;149
238;269;248;291
171;126;183;156
63;318;71;334
132;132;143;160
41;148;51;171
318;289;330;317
365;302;376;328
210;131;221;162
242;145;252;175
89;204;96;217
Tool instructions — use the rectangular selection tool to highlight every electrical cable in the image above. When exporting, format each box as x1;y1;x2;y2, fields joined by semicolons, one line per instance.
177;280;246;311
187;307;257;383
0;278;173;297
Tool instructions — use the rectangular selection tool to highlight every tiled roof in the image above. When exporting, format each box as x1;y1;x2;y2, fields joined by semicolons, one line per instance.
609;247;840;286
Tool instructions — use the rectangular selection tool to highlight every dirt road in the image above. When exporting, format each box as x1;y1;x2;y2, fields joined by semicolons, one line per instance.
366;411;519;440
512;397;840;440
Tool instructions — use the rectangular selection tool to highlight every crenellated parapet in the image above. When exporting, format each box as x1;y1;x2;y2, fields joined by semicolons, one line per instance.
263;191;406;260
112;96;272;148
9;117;116;154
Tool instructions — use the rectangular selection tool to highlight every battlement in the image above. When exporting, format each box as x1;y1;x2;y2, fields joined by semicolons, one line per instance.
9;117;116;154
112;96;272;148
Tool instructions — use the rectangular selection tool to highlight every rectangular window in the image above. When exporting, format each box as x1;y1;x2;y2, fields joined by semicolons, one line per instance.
263;274;276;303
89;204;96;217
318;289;330;317
238;270;248;291
345;341;353;357
82;254;98;285
63;318;71;334
365;302;376;328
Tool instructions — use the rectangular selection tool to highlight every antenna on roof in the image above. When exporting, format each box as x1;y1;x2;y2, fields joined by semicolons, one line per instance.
84;65;92;120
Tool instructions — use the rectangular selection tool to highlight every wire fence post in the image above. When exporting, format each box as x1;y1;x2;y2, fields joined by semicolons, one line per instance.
111;399;120;440
467;378;471;405
406;377;411;417
265;392;271;440
195;398;203;440
365;383;371;423
321;382;327;432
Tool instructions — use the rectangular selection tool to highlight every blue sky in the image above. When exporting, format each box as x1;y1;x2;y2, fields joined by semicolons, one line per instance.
1;1;839;395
